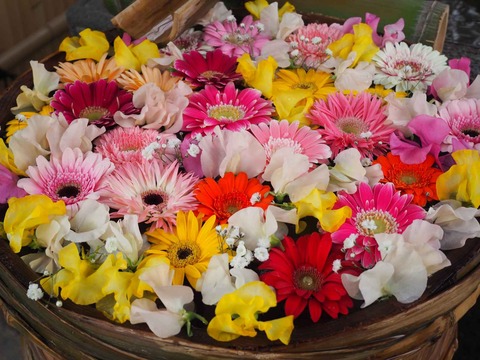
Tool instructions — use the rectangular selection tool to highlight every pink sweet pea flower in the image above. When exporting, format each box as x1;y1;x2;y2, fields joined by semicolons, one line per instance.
0;164;27;203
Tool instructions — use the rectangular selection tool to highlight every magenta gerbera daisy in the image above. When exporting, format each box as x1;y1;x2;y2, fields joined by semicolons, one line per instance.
202;15;269;57
17;148;114;213
250;119;332;164
182;82;273;134
173;49;241;90
100;160;198;231
94;126;179;166
287;23;343;69
439;98;480;152
307;92;395;159
331;182;426;269
51;79;139;127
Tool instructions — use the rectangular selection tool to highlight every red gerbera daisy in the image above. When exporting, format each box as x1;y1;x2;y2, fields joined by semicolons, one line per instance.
194;172;273;224
51;79;139;127
259;232;353;322
374;152;442;206
173;49;241;90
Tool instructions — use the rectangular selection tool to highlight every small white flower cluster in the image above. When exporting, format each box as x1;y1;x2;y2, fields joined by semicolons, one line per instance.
27;283;44;301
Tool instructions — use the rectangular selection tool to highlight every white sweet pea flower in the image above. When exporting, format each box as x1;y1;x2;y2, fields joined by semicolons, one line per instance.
11;60;60;113
64;199;110;244
426;200;480;250
198;253;259;305
130;262;201;338
196;1;232;25
333;54;375;92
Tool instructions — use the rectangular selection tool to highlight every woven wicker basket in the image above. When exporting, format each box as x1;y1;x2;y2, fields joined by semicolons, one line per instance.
1;50;479;360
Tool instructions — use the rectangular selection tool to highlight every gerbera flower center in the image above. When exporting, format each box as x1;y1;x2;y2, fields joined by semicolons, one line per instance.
355;209;399;236
56;183;81;198
336;117;369;135
79;106;109;122
265;137;302;159
200;70;224;79
224;33;252;46
208;104;245;121
398;172;418;185
168;242;201;267
213;192;250;218
293;266;323;291
142;190;165;206
293;82;317;91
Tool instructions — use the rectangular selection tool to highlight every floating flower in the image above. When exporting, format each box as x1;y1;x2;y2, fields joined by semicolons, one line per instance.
195;172;273;224
94;126;178;166
374;153;442;206
113;35;160;72
51;79;139;127
17;148;114;214
182;82;273;135
436;149;480;208
116;65;181;92
332;182;426;269
55;53;124;84
146;210;226;290
307;92;394;159
287;22;342;69
236;53;278;98
101;160;198;231
58;28;110;61
251;119;331;165
173;49;241;89
259;232;353;322
372;42;448;92
202;15;269;58
207;281;294;344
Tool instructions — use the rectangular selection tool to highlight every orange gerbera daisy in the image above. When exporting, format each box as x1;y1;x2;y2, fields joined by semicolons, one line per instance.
116;65;181;92
374;152;443;206
55;53;124;84
194;172;274;224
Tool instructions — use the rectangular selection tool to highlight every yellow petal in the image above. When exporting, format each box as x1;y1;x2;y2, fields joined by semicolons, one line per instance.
207;314;254;341
131;39;160;67
59;29;109;61
236;54;277;98
113;37;140;71
0;138;25;176
244;0;269;19
260;316;294;345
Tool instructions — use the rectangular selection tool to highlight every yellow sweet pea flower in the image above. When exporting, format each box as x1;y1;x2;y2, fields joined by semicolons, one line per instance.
294;188;352;233
113;37;160;72
245;0;270;18
236;53;278;99
207;281;294;345
59;28;110;61
437;149;480;208
4;195;66;253
328;23;379;68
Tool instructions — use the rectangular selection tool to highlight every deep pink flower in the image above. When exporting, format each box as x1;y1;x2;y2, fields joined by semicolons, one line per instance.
182;82;273;135
51;79;139;127
331;182;426;269
173;49;241;89
0;165;26;203
202;15;270;57
307;92;394;159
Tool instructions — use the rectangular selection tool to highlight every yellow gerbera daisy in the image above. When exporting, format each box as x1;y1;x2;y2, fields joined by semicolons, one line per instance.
116;65;181;92
146;211;226;290
55;53;125;84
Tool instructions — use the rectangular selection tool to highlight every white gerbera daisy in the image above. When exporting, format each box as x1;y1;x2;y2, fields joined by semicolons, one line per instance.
372;42;448;92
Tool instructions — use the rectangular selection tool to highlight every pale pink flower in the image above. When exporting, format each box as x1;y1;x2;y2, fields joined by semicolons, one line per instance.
439;98;480;152
94;126;178;166
332;182;426;269
202;15;270;57
250;119;331;165
287;23;343;69
100;160;198;231
18;148;114;213
114;82;192;133
182;82;273;135
307;92;394;159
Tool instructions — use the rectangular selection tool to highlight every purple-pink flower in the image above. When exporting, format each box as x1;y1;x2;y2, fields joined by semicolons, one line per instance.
0;164;26;203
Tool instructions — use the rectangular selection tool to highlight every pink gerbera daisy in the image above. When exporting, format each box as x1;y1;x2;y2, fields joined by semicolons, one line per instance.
51;79;139;127
307;92;394;159
17;148;114;213
182;82;273;135
100;160;198;231
250;119;332;164
439;98;480;152
173;49;241;90
202;15;269;57
287;23;343;69
94;126;179;166
331;182;426;269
